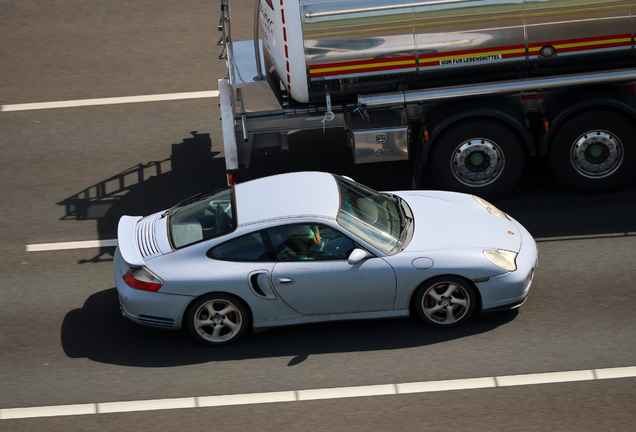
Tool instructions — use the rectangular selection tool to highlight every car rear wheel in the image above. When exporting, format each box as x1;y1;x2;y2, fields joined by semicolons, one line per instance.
187;293;249;346
415;276;477;328
549;110;636;192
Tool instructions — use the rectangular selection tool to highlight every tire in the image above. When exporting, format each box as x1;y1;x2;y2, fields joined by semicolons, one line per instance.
429;119;525;199
186;293;249;346
414;276;477;328
549;110;636;192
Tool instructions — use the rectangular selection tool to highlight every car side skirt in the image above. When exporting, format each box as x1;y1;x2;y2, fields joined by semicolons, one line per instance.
253;309;410;331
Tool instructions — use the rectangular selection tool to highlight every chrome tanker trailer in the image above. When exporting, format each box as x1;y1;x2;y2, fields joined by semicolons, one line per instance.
217;0;636;198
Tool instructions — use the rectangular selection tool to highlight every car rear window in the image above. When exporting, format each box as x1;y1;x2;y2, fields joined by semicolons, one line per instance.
168;188;236;249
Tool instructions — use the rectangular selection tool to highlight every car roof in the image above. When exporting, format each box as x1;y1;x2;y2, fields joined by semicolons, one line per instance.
234;172;341;226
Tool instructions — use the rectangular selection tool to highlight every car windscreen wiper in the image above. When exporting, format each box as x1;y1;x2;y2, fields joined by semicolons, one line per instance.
399;199;413;225
386;193;412;228
167;191;214;218
172;183;236;212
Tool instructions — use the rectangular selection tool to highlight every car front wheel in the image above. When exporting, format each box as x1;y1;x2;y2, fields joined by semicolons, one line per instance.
187;293;250;346
415;276;477;328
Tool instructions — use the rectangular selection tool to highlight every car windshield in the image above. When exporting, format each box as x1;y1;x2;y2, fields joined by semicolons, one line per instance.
168;187;236;249
335;176;402;254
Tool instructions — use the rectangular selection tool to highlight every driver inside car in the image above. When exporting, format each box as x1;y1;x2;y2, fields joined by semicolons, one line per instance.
276;224;321;260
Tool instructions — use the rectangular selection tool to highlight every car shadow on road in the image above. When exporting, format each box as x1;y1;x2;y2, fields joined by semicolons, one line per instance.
61;287;518;367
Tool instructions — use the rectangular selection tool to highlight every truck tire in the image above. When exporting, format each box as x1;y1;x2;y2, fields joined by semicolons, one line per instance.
429;119;525;199
549;110;636;192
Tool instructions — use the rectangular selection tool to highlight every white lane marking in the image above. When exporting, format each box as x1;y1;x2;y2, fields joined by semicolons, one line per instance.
0;403;96;420
25;231;636;252
297;384;396;401
496;370;595;387
26;239;118;252
397;377;496;394
97;397;197;414
595;365;636;379
198;391;297;408
1;91;219;112
1;366;635;420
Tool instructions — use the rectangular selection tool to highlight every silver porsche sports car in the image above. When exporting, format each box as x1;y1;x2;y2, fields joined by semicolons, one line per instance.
114;172;537;346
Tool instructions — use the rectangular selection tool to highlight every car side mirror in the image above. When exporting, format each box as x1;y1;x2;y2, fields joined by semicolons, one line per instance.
348;248;374;265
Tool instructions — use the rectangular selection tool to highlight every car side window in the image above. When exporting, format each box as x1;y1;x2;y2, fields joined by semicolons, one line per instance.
267;224;355;261
207;232;273;261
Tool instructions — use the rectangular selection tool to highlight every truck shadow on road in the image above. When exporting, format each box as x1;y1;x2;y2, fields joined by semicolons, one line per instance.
57;128;636;267
61;287;517;367
57;131;227;263
251;130;636;240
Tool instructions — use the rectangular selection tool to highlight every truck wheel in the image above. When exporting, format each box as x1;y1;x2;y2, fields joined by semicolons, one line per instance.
429;119;525;199
549;110;636;192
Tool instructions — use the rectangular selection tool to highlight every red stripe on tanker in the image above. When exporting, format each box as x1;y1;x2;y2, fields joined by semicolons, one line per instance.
261;0;306;99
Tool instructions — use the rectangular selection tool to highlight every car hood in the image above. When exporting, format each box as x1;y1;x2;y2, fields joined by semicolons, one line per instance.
394;191;522;253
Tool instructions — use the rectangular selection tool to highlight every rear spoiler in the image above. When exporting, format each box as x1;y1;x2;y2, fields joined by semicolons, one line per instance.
117;216;145;267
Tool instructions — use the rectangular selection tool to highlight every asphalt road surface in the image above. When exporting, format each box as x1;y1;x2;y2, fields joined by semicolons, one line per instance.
1;1;635;431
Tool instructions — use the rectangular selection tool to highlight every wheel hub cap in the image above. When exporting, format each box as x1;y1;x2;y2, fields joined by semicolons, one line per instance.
452;139;504;186
195;300;241;342
423;283;470;324
571;131;623;178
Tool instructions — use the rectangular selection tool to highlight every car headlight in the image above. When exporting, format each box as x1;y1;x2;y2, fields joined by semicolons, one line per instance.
484;249;518;272
473;196;509;220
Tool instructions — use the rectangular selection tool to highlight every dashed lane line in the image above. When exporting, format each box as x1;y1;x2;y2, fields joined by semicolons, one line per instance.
1;366;635;420
26;239;118;252
1;91;219;112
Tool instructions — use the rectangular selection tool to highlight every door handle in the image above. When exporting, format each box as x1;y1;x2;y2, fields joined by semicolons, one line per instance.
276;277;295;285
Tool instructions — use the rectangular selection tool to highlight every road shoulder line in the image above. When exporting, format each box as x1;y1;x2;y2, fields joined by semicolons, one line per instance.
2;366;635;420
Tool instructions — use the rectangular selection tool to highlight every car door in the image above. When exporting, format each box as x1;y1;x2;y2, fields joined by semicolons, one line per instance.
267;223;396;315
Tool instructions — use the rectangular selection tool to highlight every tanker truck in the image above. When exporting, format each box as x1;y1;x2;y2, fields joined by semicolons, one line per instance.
217;0;636;198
